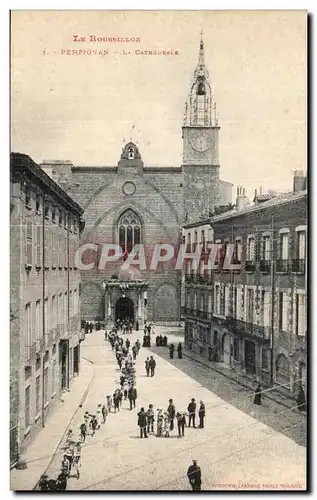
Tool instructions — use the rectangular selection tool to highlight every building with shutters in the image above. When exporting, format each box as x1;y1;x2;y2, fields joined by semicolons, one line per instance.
182;173;307;396
38;35;232;326
10;153;84;462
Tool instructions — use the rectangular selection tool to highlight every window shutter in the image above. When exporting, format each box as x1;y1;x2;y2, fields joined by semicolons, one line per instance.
74;239;77;269
26;222;33;267
69;239;73;269
44;228;48;268
52;231;56;268
36;225;42;267
49;230;53;268
64;236;68;268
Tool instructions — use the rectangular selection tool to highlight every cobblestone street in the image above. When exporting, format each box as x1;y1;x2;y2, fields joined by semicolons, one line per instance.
26;327;307;491
149;329;307;448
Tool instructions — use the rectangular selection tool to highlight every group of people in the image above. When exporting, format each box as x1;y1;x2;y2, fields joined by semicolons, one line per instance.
107;327;141;411
169;342;183;360
136;397;206;439
38;429;83;491
115;317;136;334
155;334;168;347
144;322;155;336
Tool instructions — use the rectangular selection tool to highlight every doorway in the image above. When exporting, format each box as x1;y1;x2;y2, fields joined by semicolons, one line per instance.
73;344;80;375
115;297;134;322
245;339;256;375
59;340;69;390
222;333;231;365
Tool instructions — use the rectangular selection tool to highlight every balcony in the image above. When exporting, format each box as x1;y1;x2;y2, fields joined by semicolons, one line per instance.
224;318;270;340
292;259;305;274
182;308;212;322
245;260;256;272
276;259;289;273
259;260;271;273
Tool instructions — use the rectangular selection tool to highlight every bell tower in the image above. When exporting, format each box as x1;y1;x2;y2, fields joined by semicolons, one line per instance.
182;33;220;222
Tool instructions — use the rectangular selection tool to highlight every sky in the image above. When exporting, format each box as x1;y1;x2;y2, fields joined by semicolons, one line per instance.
11;10;307;200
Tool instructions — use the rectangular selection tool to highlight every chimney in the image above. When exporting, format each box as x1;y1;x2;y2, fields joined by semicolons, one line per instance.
236;185;247;211
293;170;307;193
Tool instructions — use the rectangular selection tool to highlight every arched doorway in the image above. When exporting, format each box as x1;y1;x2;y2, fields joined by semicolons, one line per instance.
276;354;290;389
115;297;134;322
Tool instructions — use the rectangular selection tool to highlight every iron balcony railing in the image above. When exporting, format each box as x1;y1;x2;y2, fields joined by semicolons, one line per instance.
224;317;270;340
276;259;289;273
292;258;305;274
245;260;256;272
259;260;271;273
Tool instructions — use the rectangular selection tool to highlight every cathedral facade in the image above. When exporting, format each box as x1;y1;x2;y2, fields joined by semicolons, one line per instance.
41;37;232;326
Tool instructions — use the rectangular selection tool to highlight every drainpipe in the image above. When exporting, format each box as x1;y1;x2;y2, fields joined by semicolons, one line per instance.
270;215;275;387
41;193;46;427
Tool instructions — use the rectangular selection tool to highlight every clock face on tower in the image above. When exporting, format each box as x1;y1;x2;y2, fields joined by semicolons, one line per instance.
191;133;211;152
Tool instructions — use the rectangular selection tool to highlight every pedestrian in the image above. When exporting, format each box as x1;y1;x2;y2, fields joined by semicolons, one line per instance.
89;323;93;333
73;444;81;479
169;343;175;359
117;388;123;407
113;391;120;412
253;384;262;406
145;357;150;377
65;429;73;448
187;460;202;491
177;342;183;359
96;407;102;428
56;472;68;491
176;411;186;438
149;356;156;377
80;422;87;443
163;335;168;347
136;320;139;331
91;415;98;436
156;409;164;437
147;404;155;433
163;412;170;437
65;446;74;473
296;385;307;412
137;407;148;438
38;474;50;491
187;398;196;428
167;398;176;431
106;394;113;413
61;455;70;476
198;400;205;428
132;345;137;360
125;338;130;350
128;385;137;410
101;404;108;423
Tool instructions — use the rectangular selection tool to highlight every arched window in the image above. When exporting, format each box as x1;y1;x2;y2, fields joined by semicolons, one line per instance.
276;354;290;388
128;147;134;160
117;209;142;253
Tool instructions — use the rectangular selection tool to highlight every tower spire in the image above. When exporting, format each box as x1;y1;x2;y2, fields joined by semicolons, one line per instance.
194;31;209;80
184;33;217;126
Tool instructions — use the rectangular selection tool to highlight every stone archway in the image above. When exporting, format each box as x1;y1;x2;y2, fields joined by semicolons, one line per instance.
115;297;135;322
